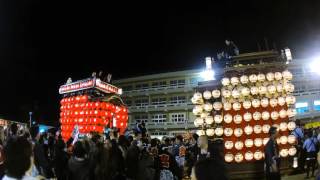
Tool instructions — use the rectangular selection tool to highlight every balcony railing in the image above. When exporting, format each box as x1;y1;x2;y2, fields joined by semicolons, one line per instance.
128;121;196;130
128;103;193;112
122;83;198;94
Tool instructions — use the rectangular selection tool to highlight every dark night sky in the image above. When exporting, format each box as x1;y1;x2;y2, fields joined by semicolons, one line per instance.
0;1;319;125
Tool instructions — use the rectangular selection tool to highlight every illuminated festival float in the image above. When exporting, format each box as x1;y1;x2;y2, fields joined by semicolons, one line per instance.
58;77;128;141
192;50;297;179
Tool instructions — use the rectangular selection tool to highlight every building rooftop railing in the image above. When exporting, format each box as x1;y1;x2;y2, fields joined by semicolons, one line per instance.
122;83;198;94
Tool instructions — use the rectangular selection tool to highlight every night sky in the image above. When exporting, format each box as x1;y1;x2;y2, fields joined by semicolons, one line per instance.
0;1;319;125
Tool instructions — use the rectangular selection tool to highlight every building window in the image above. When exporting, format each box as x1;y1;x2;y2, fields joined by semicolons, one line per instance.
151;97;166;105
134;114;148;123
122;85;133;92
170;79;185;87
151;114;167;123
170;96;186;104
135;99;149;107
314;100;320;111
135;83;149;90
171;113;186;123
151;81;167;88
296;102;309;114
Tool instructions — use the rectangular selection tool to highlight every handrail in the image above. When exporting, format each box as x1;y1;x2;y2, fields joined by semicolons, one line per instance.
122;83;198;93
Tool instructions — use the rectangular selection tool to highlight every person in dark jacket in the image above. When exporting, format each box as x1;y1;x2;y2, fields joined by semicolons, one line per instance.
264;126;280;180
54;135;69;180
126;140;140;180
68;141;90;180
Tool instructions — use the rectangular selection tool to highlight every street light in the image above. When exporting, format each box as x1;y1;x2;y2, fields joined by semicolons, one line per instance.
200;57;215;81
309;58;320;75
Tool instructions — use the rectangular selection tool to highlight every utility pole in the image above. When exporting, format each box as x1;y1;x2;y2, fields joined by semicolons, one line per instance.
29;112;33;127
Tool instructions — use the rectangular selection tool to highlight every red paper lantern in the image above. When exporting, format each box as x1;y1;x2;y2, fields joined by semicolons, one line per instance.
76;96;81;102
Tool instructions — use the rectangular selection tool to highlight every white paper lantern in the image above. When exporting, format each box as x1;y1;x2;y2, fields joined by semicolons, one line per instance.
222;89;231;98
234;128;243;137
240;75;249;84
233;102;241;111
232;89;240;99
235;141;244;150
276;83;283;93
224;128;233;137
279;109;287;118
243;100;252;109
262;111;270;120
288;121;296;131
252;99;261;108
203;90;212;100
271;111;279;120
200;112;209;119
233;115;243;124
191;97;197;104
196;130;205;136
254;151;263;160
266;72;275;81
278;97;286;106
280;122;288;131
192;105;203;115
263;124;271;133
274;72;282;81
280;149;289;158
225;141;234;150
231;77;240;86
194;118;204;127
263;138;270;145
268;85;276;94
259;86;267;95
244;112;252;122
286;95;296;105
254;125;262;134
225;153;234;163
205;116;214;125
257;73;266;82
215;128;224;136
213;102;223;111
241;87;250;97
212;90;221;98
284;83;295;93
249;74;257;83
254;138;263;147
222;78;230;86
214;115;223;124
289;147;297;156
280;136;288;145
224;114;233;123
261;98;269;108
245;139;254;148
270;98;278;108
244;125;253;135
194;92;202;100
282;70;293;80
287;108;297;118
235;153;244;163
253;111;262;121
288;135;296;144
245;151;254;161
203;103;213;112
223;102;232;111
250;86;259;95
206;129;215;136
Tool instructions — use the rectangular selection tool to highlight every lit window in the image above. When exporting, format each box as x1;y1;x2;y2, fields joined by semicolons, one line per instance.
171;113;186;123
296;102;309;114
314;100;320;111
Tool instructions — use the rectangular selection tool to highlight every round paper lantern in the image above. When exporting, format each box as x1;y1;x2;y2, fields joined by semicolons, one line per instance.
285;83;295;93
254;125;262;134
224;128;233;137
245;139;254;148
203;103;213;112
257;73;266;82
279;109;287;118
254;151;263;160
266;72;275;81
287;108;297;118
232;102;241;111
249;74;257;83
234;128;243;137
231;77;240;86
245;151;254;161
194;118;204;127
271;111;279;120
215;128;224;136
254;138;263;147
252;99;261;108
276;83;283;93
253;112;262;121
235;141;244;150
206;129;215;136
270;98;278;108
203;90;212;100
240;75;249;84
241;87;250;97
288;121;296;131
232;89;240;99
262;111;270;120
212;90;221;98
263;138;270;145
289;147;297;156
225;153;234;163
192;105;203;115
250;86;259;95
282;70;293;80
268;85;276;94
280;136;288;145
196;130;206;136
280;122;288;131
223;102;232;111
234;114;242;124
259;86;267;95
262;124;271;133
225;141;234;150
243;100;251;109
214;115;223;124
286;95;296;105
205;116;214;125
221;78;230;86
244;125;253;135
213;102;223;111
275;72;282;81
288;135;296;144
235;153;244;163
278;97;286;106
222;89;231;98
261;98;269;108
280;149;289;158
244;112;252;122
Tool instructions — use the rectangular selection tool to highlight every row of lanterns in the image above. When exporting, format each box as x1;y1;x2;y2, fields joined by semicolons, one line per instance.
61;102;117;111
60;95;89;104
